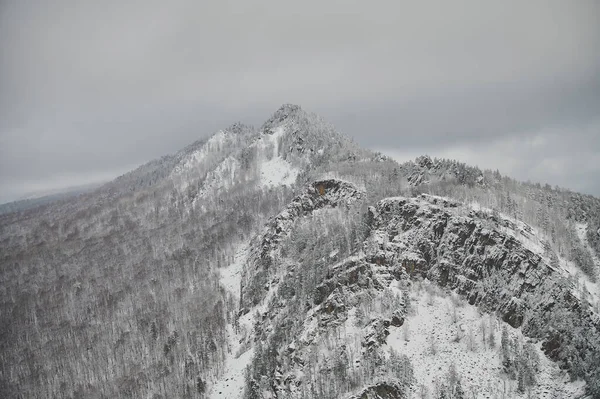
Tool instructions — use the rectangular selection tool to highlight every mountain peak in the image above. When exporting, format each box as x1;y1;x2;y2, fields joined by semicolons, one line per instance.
275;103;302;116
261;104;304;131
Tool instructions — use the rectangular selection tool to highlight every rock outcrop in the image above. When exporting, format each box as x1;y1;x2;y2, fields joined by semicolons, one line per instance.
346;382;407;399
362;194;600;380
241;186;600;397
241;179;365;310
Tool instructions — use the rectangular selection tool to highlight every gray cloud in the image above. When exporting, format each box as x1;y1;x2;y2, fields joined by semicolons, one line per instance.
1;0;599;202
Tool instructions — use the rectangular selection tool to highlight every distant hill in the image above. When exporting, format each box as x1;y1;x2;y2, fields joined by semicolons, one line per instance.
0;182;103;215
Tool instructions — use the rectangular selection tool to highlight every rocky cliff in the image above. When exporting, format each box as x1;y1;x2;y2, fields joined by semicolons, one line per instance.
238;183;600;398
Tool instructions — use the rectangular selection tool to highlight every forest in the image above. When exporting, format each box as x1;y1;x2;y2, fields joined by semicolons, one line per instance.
1;106;599;398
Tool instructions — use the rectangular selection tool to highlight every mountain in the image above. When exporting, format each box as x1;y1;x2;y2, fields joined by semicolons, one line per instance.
0;105;599;398
0;182;102;216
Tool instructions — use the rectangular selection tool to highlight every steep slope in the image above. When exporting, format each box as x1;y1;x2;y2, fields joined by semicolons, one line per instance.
241;179;366;310
0;105;369;398
366;196;599;373
238;188;600;398
576;223;600;279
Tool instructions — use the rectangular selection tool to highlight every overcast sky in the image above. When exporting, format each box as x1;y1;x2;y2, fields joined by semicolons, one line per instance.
1;0;599;203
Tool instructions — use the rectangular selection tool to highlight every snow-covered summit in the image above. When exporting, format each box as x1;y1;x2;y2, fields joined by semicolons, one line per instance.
261;104;304;128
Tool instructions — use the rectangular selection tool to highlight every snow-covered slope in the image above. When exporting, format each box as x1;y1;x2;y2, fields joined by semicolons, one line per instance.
170;126;253;196
254;126;299;188
386;280;584;398
210;244;254;399
4;104;600;399
241;179;366;310
576;223;600;276
469;201;600;307
229;185;600;398
167;105;353;209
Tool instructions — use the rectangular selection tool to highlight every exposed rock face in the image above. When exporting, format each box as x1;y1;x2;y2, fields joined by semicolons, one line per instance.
366;194;553;328
258;104;365;164
362;319;392;350
346;382;407;399
240;182;600;398
363;194;600;377
241;179;365;310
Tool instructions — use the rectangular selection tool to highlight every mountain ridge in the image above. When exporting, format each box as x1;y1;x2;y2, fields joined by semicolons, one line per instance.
1;104;599;398
231;181;599;398
3;104;598;220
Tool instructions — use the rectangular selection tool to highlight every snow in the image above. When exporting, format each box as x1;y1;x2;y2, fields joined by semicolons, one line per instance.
574;223;600;305
209;245;253;399
292;276;585;398
191;156;240;208
259;156;298;188
170;129;245;199
257;126;298;188
266;126;285;148
576;223;600;271
210;243;288;399
173;122;301;210
219;245;248;297
210;339;254;399
465;201;600;307
385;280;585;398
466;200;546;257
172;130;228;178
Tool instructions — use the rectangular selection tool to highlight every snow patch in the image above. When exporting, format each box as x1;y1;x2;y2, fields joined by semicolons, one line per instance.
210;342;254;399
219;245;248;296
170;130;244;196
386;281;584;398
573;223;600;305
172;130;227;178
466;200;545;257
259;156;298;188
192;156;240;208
256;125;298;188
210;245;252;399
210;243;288;399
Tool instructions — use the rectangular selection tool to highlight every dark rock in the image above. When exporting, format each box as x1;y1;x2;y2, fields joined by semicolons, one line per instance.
346;381;407;399
362;319;390;349
390;310;404;327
